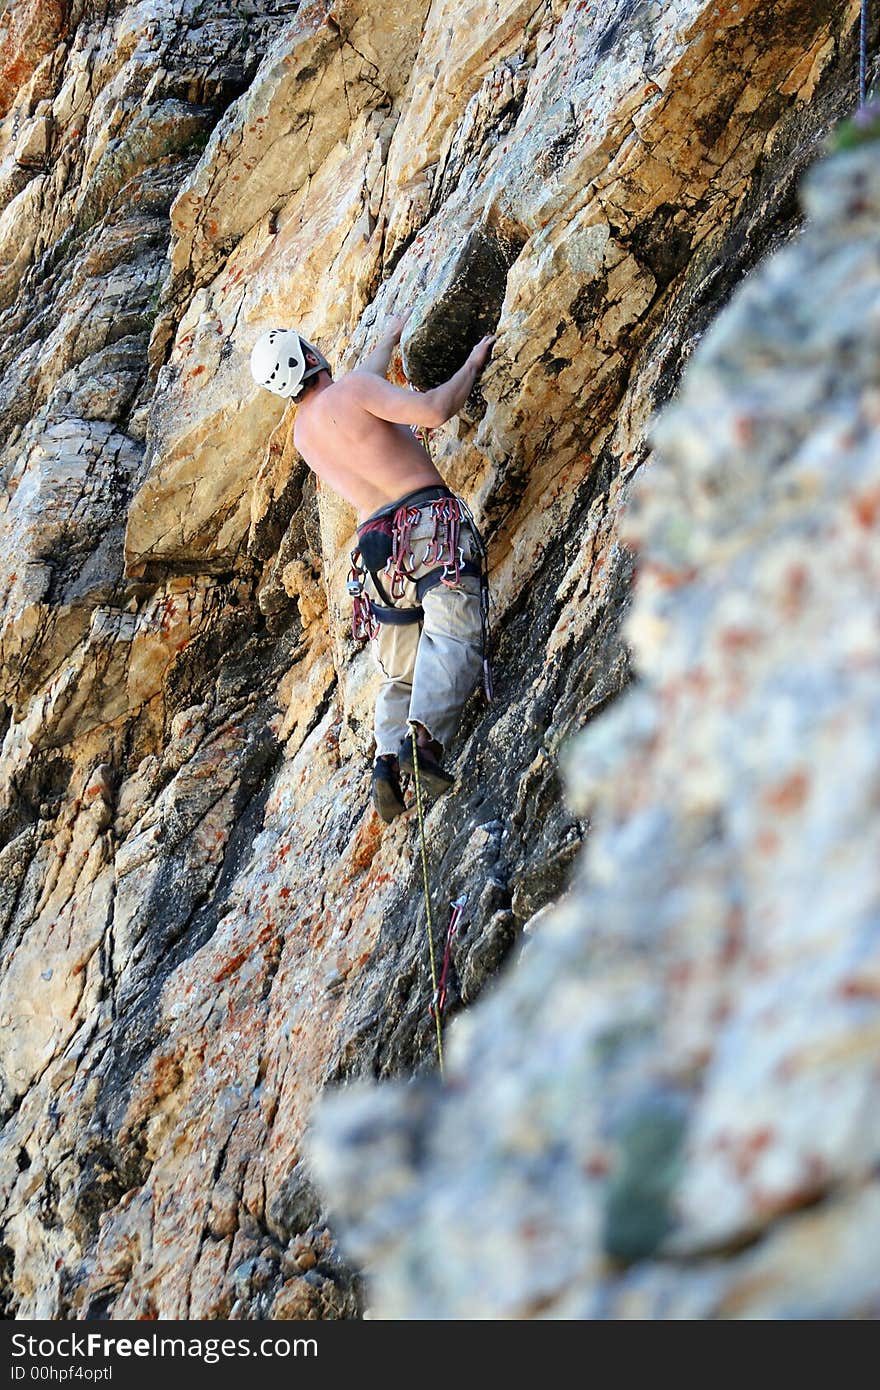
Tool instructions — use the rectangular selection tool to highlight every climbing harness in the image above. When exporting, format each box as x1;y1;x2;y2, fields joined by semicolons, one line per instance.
411;725;445;1074
349;485;494;701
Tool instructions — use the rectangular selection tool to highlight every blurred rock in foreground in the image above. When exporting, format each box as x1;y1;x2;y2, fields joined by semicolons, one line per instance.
311;143;880;1320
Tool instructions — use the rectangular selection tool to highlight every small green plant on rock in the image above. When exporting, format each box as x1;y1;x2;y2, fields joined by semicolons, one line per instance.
828;93;880;152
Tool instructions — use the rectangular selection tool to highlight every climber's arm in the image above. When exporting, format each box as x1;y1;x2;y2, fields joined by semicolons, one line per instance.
345;373;443;426
428;336;496;421
354;312;410;377
348;332;497;427
355;330;398;379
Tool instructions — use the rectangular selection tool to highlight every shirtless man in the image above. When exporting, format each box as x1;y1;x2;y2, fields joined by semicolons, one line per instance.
250;314;496;822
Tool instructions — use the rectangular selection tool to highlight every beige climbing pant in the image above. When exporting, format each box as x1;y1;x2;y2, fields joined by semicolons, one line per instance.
363;501;484;757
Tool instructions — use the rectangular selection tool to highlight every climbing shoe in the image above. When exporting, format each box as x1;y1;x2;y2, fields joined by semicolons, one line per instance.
371;755;406;823
398;734;455;798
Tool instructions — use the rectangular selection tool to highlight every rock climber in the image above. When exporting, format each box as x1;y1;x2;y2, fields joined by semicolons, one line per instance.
250;314;496;823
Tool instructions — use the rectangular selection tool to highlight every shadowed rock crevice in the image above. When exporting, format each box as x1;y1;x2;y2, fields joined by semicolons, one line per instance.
0;1242;15;1319
403;216;528;400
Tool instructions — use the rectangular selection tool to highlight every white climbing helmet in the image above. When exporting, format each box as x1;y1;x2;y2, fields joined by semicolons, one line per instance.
250;328;331;399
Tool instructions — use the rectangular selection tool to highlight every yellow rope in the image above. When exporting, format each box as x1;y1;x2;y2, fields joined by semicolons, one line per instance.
411;726;445;1076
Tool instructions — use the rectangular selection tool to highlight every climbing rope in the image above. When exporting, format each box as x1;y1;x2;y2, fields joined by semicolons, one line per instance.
861;0;870;107
411;726;445;1075
404;391;492;1072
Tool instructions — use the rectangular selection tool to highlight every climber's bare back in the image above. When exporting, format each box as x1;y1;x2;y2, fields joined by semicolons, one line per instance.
293;375;444;521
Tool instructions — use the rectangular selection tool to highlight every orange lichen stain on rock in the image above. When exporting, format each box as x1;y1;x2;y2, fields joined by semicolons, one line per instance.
645;560;698;590
151;1053;184;1095
733;415;755;446
346;815;383;877
763;770;809;814
684;666;711;695
754;828;781;856
782;563;808;614
214;921;276;983
720;625;758;650
0;0;66;119
215;948;250;982
852;487;880;529
667;960;693;987
308;919;328;949
730;1127;773;1179
835;977;866;1002
591;547;608;580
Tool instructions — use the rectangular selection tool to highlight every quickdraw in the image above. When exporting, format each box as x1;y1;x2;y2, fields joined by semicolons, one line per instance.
388;504;423;597
429;895;467;1022
347;548;379;641
420;496;467;586
389;494;470;593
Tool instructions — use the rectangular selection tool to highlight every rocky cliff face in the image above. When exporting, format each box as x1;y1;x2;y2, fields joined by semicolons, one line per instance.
0;0;869;1319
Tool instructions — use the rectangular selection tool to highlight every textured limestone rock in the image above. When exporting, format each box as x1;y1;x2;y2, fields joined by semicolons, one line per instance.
311;143;880;1319
0;0;872;1320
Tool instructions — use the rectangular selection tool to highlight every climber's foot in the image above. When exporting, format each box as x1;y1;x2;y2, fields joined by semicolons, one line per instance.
371;755;407;823
399;731;455;798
